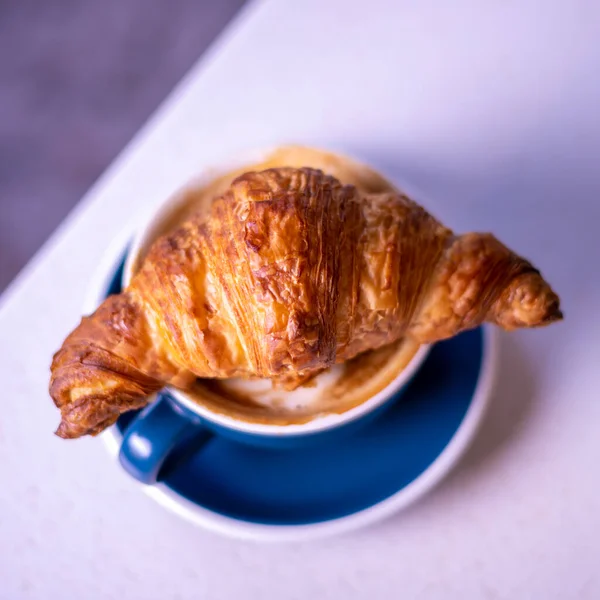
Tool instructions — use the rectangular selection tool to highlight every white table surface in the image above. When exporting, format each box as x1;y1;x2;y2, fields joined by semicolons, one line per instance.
2;1;599;598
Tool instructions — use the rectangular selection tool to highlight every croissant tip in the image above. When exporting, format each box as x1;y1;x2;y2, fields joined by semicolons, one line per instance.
492;270;562;330
55;422;74;439
538;294;563;326
543;307;563;325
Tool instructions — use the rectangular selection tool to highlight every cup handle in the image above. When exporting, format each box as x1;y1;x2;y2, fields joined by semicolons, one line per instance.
119;393;211;484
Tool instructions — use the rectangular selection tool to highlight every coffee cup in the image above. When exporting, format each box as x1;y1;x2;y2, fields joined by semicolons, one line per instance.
117;146;430;484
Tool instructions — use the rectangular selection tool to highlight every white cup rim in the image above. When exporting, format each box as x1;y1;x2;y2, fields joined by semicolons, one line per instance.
121;145;431;436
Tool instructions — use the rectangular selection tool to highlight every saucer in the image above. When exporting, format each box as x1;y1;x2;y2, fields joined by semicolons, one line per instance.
90;234;497;541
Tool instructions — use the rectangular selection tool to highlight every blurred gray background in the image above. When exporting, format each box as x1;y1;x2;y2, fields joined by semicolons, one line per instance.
0;0;245;292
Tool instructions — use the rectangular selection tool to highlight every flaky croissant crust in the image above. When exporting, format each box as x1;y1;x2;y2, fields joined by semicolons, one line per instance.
50;166;561;438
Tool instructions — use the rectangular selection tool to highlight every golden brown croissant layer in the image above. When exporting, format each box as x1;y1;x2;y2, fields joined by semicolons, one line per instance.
50;167;562;438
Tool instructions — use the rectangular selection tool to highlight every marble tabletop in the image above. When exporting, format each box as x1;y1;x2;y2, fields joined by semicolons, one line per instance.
1;1;599;598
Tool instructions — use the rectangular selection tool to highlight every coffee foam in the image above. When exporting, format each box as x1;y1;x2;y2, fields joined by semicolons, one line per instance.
188;337;420;425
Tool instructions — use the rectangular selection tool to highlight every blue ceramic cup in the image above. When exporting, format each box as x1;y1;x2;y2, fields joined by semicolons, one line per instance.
119;344;429;483
116;146;430;485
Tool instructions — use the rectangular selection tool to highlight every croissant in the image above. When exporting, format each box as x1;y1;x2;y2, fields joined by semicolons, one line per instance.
50;167;562;438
